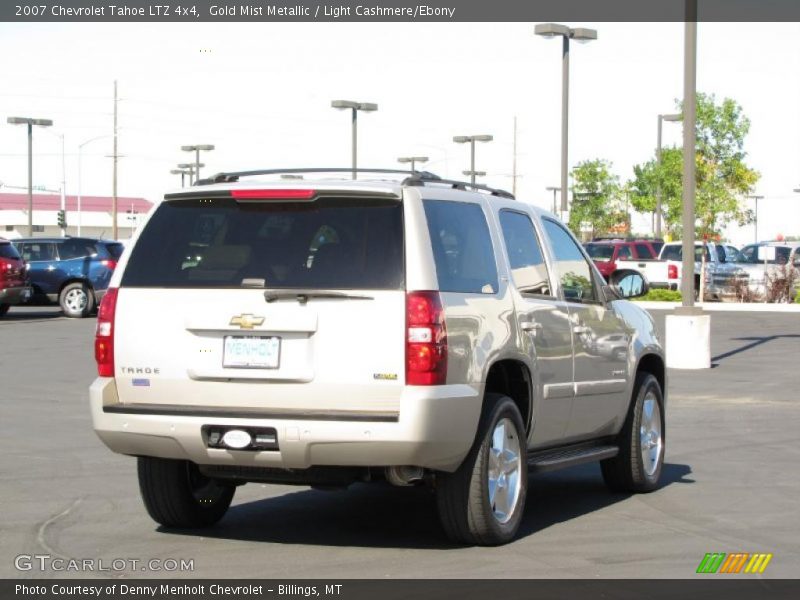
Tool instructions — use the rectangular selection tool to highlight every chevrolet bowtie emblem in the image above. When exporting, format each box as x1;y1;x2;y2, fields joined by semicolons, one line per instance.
229;314;265;329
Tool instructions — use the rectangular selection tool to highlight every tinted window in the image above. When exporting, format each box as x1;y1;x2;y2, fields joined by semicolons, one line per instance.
0;243;21;259
724;246;744;263
616;245;632;260
499;210;551;296
423;200;498;294
105;243;125;260
19;242;56;262
661;244;710;262
542;219;597;303
122;197;404;289
634;243;654;258
585;244;614;261
58;239;98;260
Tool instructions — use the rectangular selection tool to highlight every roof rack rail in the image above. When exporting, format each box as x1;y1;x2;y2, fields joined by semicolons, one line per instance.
195;168;442;185
402;173;515;200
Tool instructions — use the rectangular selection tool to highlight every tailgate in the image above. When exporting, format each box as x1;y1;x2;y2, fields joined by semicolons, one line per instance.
113;192;407;414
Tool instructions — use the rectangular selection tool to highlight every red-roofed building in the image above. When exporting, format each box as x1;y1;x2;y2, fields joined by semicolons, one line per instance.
0;192;153;239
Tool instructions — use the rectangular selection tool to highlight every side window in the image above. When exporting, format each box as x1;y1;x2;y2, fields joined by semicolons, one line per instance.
498;210;552;296
634;243;653;258
740;246;757;263
423;200;498;294
716;245;726;263
58;240;97;260
616;245;632;260
22;243;56;262
542;219;598;303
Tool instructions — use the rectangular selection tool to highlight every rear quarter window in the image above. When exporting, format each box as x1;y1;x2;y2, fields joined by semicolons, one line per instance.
423;199;498;294
0;243;21;259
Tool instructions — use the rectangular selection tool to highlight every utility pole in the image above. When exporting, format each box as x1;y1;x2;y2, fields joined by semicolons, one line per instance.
112;80;118;240
512;116;518;196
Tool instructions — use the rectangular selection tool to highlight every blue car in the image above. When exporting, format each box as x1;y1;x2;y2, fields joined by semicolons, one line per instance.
13;237;124;318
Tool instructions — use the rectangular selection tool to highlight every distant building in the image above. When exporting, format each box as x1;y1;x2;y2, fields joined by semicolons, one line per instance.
0;192;152;240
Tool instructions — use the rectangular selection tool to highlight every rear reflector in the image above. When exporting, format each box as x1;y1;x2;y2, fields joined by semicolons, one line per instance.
231;189;316;200
95;288;119;377
406;291;447;385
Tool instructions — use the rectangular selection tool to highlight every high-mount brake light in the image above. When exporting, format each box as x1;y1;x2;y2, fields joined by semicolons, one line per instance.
94;288;119;377
230;189;316;200
406;291;447;386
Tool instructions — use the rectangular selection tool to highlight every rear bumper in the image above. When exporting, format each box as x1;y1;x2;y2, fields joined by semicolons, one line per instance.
90;378;482;472
0;285;32;305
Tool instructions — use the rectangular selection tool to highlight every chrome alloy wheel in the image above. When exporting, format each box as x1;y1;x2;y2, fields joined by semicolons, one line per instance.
64;287;88;312
487;417;522;524
640;392;663;477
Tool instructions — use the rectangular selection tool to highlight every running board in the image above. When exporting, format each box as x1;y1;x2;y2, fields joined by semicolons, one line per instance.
527;444;619;473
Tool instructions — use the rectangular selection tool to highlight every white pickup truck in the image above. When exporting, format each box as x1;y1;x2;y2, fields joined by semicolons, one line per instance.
616;241;748;300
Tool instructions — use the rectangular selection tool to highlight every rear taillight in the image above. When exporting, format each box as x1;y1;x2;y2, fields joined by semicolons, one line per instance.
101;259;118;270
668;264;678;280
95;288;119;377
406;291;447;386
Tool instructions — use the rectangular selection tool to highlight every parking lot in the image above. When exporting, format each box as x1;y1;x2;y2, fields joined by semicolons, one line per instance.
1;306;798;579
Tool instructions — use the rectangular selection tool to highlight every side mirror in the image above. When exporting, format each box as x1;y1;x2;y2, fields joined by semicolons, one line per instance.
609;269;649;299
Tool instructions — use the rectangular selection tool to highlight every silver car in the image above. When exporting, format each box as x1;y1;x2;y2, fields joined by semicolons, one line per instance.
90;169;666;545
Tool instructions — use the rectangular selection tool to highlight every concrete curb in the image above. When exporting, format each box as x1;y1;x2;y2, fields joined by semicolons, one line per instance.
635;301;800;312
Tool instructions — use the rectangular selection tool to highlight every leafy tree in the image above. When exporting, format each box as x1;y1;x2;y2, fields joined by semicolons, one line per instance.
568;159;627;239
629;93;759;237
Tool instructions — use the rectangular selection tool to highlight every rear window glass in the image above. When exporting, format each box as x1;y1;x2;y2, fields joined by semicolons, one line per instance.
423;200;498;294
58;239;97;260
121;197;404;289
0;243;21;259
585;244;614;261
105;243;125;260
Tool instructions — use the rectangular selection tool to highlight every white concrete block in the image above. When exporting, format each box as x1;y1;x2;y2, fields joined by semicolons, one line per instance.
665;313;711;369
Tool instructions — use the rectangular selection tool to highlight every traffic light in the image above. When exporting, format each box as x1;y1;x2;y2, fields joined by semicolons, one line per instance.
57;209;67;229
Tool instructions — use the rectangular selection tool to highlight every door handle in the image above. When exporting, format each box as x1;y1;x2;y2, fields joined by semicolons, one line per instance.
573;325;590;334
520;321;542;333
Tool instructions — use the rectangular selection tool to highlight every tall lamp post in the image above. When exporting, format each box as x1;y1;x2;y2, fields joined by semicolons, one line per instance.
177;163;202;185
170;168;192;187
535;23;597;213
545;186;561;214
747;195;764;243
331;100;378;179
453;135;493;185
656;113;681;237
181;144;214;181
7;116;53;236
397;156;429;172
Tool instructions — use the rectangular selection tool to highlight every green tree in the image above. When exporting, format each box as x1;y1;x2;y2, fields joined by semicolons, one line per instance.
629;93;759;237
568;159;626;239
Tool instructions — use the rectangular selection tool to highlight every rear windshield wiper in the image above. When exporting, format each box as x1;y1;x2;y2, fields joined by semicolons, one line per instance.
264;289;374;304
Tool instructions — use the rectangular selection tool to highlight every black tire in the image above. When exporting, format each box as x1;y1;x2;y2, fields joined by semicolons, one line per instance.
601;372;665;493
59;282;95;318
137;457;235;528
436;394;528;546
0;304;9;318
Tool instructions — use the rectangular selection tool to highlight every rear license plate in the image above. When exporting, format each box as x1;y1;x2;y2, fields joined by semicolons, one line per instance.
223;336;280;369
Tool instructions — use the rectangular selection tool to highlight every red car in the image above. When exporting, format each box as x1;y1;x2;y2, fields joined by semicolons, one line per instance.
584;240;660;281
0;238;32;317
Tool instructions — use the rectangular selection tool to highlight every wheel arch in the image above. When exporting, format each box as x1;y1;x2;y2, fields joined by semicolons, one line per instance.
635;352;666;408
483;359;533;434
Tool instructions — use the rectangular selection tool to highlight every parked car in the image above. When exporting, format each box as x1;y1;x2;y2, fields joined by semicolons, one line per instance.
90;169;666;546
735;242;800;298
584;239;659;281
13;237;124;317
615;241;749;300
0;238;32;317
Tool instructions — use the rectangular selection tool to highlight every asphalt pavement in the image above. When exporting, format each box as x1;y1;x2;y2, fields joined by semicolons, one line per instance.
1;305;798;578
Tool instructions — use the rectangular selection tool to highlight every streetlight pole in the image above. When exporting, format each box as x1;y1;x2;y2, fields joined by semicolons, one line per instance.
397;156;429;172
331;100;378;179
178;163;201;185
656;113;681;237
181;144;215;181
546;186;561;214
681;16;697;308
453;135;493;185
170;168;192;187
7;116;53;237
748;195;764;243
535;23;597;213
